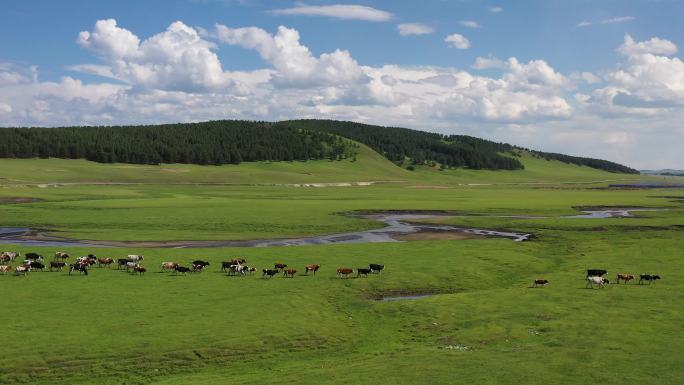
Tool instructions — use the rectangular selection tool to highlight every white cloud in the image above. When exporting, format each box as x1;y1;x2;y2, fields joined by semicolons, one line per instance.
576;16;635;28
617;34;678;56
489;7;503;13
397;23;434;36
460;20;481;29
445;33;470;49
472;55;504;69
270;4;392;22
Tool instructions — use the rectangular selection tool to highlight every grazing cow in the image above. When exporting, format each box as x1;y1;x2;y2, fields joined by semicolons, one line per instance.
639;274;661;285
357;268;372;277
587;269;607;277
116;259;129;269
161;262;178;272
97;258;113;268
15;264;31;276
69;263;88;276
25;253;43;261
174;265;191;274
220;261;233;272
369;264;385;273
28;261;45;272
586;276;609;289
262;269;279;279
0;265;11;274
283;268;297;278
49;261;66;271
1;251;20;261
133;266;146;275
127;255;144;263
616;273;635;284
192;264;206;273
274;263;287;271
304;264;320;275
337;268;354;278
192;260;210;267
533;279;549;287
54;251;69;261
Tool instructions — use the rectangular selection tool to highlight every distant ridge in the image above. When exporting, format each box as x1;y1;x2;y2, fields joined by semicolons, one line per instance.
0;119;638;174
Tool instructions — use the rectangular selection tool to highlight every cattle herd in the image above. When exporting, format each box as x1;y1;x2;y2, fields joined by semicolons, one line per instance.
0;251;386;280
533;268;662;289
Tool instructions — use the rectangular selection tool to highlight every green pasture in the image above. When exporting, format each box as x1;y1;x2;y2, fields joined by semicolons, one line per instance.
0;156;683;384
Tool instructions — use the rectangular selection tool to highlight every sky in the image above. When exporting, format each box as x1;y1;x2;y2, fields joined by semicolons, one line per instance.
1;0;683;169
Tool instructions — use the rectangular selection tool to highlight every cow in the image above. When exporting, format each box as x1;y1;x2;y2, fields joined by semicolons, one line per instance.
262;269;279;279
126;262;139;272
0;265;11;274
246;267;257;275
587;269;607;277
49;261;66;271
69;263;88;276
28;261;45;272
369;264;385;273
639;274;661;285
161;262;178;272
616;273;635;284
133;266;146;275
283;268;297;278
357;268;372;277
127;255;144;263
274;263;287;271
25;253;43;261
228;264;246;276
174;265;191;274
337;268;354;278
1;251;20;262
304;264;320;275
54;251;69;261
97;258;113;268
77;256;97;266
192;260;210;267
192;264;206;273
533;279;549;287
586;276;609;289
15;264;31;276
230;258;246;265
116;259;129;269
220;261;233;272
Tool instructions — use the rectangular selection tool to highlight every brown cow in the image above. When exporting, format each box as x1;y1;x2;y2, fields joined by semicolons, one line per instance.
304;264;320;275
337;268;354;278
283;268;297;278
161;262;178;272
1;252;19;262
133;266;147;275
54;251;69;261
616;273;635;284
97;258;114;268
0;265;11;274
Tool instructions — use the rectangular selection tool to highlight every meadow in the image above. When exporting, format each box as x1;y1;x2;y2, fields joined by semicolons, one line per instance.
0;152;683;384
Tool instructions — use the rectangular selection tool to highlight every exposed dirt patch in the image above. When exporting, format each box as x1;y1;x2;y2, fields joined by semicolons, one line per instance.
392;231;483;241
0;197;44;204
369;288;463;301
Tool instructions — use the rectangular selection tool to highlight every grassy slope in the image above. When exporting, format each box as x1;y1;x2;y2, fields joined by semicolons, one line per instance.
0;152;683;384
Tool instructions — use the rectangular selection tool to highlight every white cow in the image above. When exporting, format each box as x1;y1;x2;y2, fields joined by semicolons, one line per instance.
127;255;144;263
586;276;609;289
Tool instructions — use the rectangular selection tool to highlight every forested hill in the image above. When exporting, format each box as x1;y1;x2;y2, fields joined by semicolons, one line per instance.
279;120;639;174
0;121;354;165
0;119;638;174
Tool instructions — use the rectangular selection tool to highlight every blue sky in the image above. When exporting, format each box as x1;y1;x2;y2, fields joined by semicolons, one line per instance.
1;0;683;168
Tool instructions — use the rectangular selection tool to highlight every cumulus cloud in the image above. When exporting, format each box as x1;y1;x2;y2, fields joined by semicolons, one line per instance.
397;23;434;36
445;33;470;49
617;34;678;56
460;20;481;29
270;4;392;22
472;55;504;69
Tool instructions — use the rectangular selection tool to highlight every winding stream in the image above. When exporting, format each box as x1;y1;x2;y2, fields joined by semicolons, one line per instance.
0;209;665;249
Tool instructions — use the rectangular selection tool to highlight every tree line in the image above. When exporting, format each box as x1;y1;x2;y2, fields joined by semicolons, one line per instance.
0;121;354;165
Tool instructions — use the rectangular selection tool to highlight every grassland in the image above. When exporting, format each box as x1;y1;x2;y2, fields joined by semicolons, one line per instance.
0;153;683;384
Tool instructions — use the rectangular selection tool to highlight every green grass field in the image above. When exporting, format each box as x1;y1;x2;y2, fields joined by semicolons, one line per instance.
0;153;683;384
